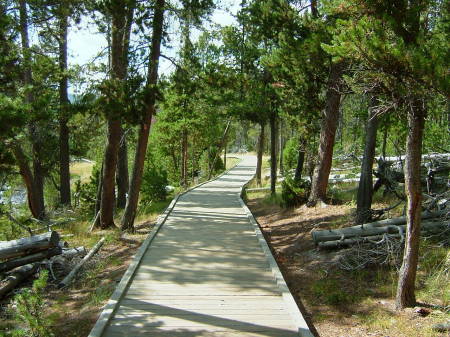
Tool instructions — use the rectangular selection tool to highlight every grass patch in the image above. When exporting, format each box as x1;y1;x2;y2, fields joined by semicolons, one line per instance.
70;161;94;184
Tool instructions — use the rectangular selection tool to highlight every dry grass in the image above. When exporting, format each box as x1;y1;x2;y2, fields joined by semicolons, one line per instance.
70;161;95;184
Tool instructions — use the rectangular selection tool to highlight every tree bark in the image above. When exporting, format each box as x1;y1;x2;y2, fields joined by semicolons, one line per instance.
270;113;278;195
18;0;46;219
58;6;71;206
308;62;344;206
279;119;284;175
356;98;379;224
116;127;129;209
395;99;426;309
121;0;165;231
0;263;39;299
181;129;188;187
294;139;305;181
99;0;128;229
256;123;265;187
0;231;60;260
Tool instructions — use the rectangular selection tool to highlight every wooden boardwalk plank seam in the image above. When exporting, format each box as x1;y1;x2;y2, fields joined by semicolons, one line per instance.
88;156;313;337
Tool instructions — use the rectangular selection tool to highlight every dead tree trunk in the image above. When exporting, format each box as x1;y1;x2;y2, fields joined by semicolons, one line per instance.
0;231;60;260
356;98;379;224
256;123;265;187
395;99;426;309
270;113;278;195
58;5;71;206
0;263;39;299
120;0;165;231
308;62;344;206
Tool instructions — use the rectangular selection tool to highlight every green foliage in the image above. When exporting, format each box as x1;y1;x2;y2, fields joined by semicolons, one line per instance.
11;270;53;337
199;147;224;177
282;138;298;171
141;157;168;205
281;175;309;207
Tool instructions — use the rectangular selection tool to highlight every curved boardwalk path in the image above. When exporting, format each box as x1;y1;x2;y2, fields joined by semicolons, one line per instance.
89;156;312;337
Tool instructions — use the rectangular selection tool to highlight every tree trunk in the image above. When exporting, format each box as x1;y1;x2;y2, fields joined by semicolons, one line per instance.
356;98;379;224
270;113;278;195
120;0;165;231
294;139;305;181
308;62;344;206
18;0;46;220
256;123;265;187
395;99;426;309
181;129;188;187
116;127;129;209
12;145;43;220
224;141;227;170
279;119;284;175
58;6;71;206
99;0;129;229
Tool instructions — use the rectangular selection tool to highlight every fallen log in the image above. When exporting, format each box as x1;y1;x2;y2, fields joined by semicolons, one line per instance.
316;221;447;245
312;210;447;244
316;221;449;248
0;231;60;260
0;247;62;273
432;322;450;333
58;237;105;288
61;246;86;258
0;263;39;299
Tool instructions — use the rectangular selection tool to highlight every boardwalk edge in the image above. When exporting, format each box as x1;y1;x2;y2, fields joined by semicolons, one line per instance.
239;181;315;337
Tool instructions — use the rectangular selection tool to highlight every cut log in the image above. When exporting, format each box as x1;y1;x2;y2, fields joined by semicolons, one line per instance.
316;221;449;248
318;233;402;249
0;247;62;273
0;263;39;299
0;231;60;260
61;246;86;258
312;210;447;243
58;237;105;288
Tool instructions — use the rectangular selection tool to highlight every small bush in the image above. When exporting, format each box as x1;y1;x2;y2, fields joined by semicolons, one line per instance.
282;138;298;171
281;175;310;207
11;270;54;337
141;159;168;205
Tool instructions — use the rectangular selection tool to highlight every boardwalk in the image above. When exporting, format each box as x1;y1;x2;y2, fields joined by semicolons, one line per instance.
89;156;312;337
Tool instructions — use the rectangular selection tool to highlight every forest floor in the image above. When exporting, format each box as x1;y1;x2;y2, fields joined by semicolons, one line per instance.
246;185;450;337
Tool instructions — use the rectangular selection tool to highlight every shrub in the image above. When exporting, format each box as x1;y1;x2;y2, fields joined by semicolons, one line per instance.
283;138;298;171
11;270;54;337
141;159;168;205
281;175;310;207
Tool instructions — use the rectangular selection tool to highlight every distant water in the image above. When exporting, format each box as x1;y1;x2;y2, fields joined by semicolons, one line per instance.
0;187;27;205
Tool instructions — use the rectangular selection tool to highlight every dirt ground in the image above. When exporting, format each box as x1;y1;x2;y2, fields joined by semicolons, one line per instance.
246;198;450;337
